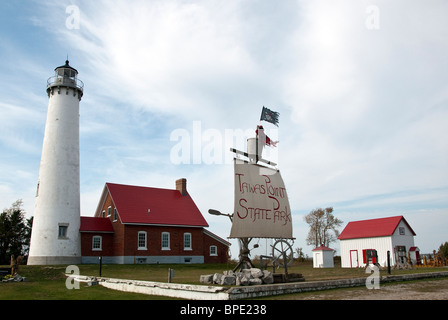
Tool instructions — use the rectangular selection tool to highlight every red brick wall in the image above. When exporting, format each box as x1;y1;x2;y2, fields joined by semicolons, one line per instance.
203;232;230;264
122;225;204;257
96;191;125;256
84;188;230;263
81;232;114;256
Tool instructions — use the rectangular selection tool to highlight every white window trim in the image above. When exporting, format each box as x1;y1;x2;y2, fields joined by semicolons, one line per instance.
92;235;102;251
210;245;218;256
138;231;147;250
184;233;192;251
162;232;170;250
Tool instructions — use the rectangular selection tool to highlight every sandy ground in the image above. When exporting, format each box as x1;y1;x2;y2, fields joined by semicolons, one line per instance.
288;278;448;300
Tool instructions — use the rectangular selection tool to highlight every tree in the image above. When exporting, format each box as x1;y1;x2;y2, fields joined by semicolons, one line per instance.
0;200;32;264
438;242;448;261
304;207;343;248
295;247;306;262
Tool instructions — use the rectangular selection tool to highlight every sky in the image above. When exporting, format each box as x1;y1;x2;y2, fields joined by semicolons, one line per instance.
1;0;447;259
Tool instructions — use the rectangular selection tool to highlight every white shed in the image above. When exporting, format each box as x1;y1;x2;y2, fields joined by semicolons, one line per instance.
409;247;421;265
312;245;335;268
338;215;417;268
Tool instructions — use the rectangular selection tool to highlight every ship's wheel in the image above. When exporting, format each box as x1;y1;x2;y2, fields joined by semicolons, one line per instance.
271;239;294;268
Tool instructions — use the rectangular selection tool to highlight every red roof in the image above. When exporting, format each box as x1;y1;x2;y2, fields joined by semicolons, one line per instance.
99;183;209;227
338;215;416;240
203;229;231;247
312;245;335;251
80;216;114;233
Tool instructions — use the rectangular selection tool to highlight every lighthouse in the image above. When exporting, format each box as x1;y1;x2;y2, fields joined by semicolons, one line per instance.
28;61;83;265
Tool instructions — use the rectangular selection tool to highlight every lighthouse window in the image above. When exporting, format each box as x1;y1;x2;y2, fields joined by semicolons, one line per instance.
58;224;68;239
58;68;76;79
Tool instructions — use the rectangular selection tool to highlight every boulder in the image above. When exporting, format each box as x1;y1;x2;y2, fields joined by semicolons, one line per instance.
201;268;276;286
13;274;23;282
213;273;222;284
236;274;251;286
262;270;274;284
250;268;264;278
249;278;263;285
200;274;214;284
223;270;234;276
220;275;236;286
241;269;252;277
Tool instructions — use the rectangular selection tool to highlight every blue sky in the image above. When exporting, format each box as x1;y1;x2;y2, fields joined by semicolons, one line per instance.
1;0;447;258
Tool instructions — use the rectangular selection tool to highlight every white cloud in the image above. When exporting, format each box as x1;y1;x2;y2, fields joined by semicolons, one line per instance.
54;1;260;122
2;0;447;255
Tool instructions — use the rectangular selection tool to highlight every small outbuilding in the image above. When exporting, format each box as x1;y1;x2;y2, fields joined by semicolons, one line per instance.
312;245;335;268
409;247;421;265
338;215;417;268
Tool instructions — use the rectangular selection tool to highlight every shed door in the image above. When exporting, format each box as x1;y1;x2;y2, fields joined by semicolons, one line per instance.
415;251;420;265
350;250;358;268
314;253;321;267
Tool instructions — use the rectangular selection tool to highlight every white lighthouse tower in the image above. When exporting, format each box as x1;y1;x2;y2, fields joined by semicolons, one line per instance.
28;60;83;265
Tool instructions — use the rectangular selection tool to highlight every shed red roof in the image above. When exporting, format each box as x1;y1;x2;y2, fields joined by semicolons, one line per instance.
312;245;335;251
99;183;209;227
80;216;114;233
338;215;416;240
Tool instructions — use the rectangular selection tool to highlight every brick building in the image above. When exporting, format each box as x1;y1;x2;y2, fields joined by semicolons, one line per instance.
80;179;230;264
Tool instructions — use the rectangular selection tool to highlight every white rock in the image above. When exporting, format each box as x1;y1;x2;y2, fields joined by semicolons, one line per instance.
213;273;222;284
249;278;263;285
250;268;264;278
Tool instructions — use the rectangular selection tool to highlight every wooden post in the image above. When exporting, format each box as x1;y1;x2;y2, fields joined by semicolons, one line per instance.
98;256;102;277
387;251;391;275
232;238;255;272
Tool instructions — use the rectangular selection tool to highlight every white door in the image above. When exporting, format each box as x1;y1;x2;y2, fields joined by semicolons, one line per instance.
314;253;321;267
350;250;358;268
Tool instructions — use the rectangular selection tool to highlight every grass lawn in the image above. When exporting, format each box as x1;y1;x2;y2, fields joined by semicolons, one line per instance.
1;260;446;300
0;265;166;300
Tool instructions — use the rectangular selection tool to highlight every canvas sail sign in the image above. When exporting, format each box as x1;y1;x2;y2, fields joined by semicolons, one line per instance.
229;161;293;239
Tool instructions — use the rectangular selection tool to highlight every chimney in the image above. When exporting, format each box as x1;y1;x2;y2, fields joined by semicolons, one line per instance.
176;178;187;196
